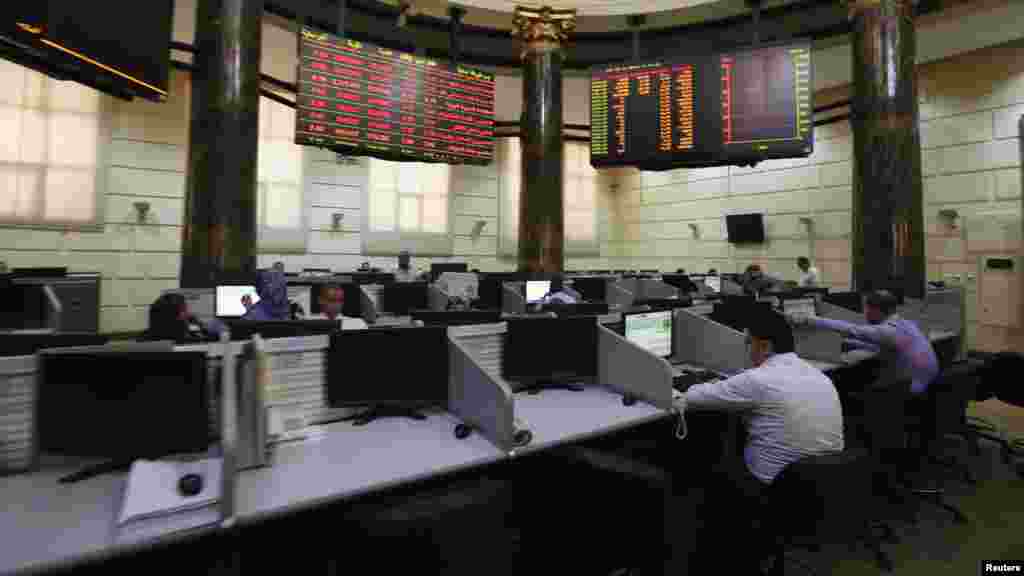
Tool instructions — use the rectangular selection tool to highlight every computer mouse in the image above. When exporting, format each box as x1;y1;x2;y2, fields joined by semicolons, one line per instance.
454;423;472;439
177;473;204;497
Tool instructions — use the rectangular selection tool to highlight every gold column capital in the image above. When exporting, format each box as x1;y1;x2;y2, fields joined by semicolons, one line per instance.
512;6;576;58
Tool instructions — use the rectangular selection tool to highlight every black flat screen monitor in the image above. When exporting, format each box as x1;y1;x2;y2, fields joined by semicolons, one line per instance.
569;277;608;302
430;263;468;281
823;292;863;313
37;351;209;459
0;333;109;357
379;282;429;315
502;317;598;388
542;303;610;317
726;213;766;244
660;274;700;293
224;320;339;341
411;310;502;327
327;326;448;408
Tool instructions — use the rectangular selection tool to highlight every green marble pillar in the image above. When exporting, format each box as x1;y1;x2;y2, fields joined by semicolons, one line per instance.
850;0;926;299
513;7;576;275
180;0;262;287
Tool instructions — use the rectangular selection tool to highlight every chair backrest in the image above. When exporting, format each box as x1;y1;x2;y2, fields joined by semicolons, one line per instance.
930;360;982;435
768;449;873;542
860;378;912;465
988;352;1024;407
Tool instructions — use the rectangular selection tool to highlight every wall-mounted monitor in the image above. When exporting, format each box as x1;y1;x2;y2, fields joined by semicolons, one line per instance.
295;27;495;165
589;40;813;169
726;213;766;244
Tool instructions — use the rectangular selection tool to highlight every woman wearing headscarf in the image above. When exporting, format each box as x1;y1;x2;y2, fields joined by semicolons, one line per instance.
241;269;292;321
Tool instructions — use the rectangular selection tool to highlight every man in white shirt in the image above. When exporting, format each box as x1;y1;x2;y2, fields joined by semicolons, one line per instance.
393;250;421;283
306;284;367;330
797;257;819;287
678;309;843;570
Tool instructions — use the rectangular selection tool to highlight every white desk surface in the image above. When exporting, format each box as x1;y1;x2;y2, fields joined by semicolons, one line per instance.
0;463;217;575
235;410;505;523
511;386;665;456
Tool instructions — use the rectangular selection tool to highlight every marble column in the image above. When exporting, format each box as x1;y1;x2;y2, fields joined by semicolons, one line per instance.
849;0;926;299
180;0;262;287
512;7;576;274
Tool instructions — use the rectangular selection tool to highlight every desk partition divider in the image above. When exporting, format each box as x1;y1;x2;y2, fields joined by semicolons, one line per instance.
818;302;864;324
0;354;37;474
636;279;680;300
673;309;749;375
428;285;449;311
447;323;516;451
360;284;381;324
596;325;673;410
607;282;635;311
502;283;525;314
218;330;237;526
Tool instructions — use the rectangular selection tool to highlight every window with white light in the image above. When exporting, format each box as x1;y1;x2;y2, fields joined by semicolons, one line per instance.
257;94;307;251
364;157;452;255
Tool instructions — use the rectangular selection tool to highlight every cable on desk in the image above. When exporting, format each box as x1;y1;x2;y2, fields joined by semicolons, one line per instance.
674;409;688;441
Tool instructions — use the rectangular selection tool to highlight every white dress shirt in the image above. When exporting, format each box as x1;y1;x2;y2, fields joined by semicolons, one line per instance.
306;313;368;330
798;267;820;287
682;352;844;484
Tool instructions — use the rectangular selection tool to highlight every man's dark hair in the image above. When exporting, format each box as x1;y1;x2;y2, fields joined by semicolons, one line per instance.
144;293;189;343
797;256;810;268
747;309;795;355
864;290;898;316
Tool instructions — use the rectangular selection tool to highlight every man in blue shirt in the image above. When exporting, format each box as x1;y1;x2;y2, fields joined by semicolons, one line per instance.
789;290;939;395
241;269;292;321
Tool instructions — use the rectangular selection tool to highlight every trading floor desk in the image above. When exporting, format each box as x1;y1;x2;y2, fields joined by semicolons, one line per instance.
235;411;505;522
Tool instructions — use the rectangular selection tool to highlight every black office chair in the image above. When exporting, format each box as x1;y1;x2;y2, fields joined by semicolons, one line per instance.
763;448;894;575
956;351;1018;465
861;378;969;527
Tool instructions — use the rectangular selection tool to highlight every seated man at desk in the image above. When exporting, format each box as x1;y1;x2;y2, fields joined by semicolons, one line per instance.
306;284;367;330
143;293;224;343
796;257;819;287
740;264;779;296
788;289;938;396
677;310;844;569
540;275;582;305
241;269;291;321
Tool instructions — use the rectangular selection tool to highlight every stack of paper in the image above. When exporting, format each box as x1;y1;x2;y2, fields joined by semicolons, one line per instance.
118;458;222;526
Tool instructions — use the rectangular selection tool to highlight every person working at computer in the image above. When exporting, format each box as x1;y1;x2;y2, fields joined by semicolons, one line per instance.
306;284;367;330
540;275;581;305
676;309;844;571
143;293;224;343
788;289;938;395
240;269;291;321
393;250;421;283
740;264;778;296
796;257;819;287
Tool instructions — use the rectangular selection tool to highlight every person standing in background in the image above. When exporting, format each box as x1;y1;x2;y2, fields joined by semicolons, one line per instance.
394;250;421;283
797;257;819;287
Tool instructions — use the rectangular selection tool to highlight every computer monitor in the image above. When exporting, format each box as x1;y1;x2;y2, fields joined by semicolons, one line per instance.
37;351;209;459
661;274;699;294
502;317;598;390
430;262;468;281
525;280;550;304
624;310;673;358
379;282;429;316
216;285;260;317
437;272;479;301
570;277;607;302
543;302;610;317
411;310;502;327
223;320;339;340
0;333;109;357
326;326;448;419
705;276;722;293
